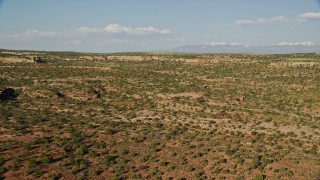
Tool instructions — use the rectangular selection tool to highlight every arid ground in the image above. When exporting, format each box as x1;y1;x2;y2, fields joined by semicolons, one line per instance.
0;50;320;179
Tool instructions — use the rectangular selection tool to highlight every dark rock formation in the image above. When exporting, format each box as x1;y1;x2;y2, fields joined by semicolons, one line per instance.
0;87;18;101
34;56;46;63
56;92;65;98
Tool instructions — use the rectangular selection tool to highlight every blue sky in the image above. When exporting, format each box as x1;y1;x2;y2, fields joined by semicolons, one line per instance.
0;0;319;52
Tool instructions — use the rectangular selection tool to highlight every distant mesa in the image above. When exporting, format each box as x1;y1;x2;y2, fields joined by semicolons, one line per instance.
0;87;18;102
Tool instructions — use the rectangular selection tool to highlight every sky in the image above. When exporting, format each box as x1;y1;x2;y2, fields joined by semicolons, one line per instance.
0;0;319;52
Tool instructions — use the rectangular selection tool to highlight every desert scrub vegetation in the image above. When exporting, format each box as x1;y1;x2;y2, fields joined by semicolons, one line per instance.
0;50;320;179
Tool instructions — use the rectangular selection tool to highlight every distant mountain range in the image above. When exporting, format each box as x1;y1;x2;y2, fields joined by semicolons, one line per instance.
170;43;320;54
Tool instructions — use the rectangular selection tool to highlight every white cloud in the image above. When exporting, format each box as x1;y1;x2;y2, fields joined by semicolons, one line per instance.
235;16;287;25
104;24;123;33
235;20;254;26
109;39;130;44
104;24;171;35
76;24;171;36
0;29;56;40
297;12;320;21
204;42;242;46
278;41;314;46
77;26;102;33
25;29;56;37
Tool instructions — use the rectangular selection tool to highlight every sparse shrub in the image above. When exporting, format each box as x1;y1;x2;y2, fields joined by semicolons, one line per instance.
253;174;265;180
